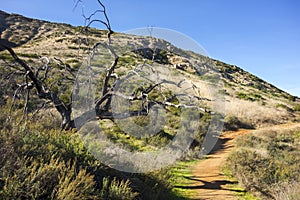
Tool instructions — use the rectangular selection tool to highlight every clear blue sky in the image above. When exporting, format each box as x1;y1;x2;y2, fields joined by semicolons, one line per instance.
1;0;300;96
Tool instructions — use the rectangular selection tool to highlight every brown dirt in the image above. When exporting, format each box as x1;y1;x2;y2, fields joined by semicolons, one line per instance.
184;123;300;200
187;129;251;200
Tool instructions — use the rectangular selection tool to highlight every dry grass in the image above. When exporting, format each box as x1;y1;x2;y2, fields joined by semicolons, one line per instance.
271;181;300;200
225;97;292;128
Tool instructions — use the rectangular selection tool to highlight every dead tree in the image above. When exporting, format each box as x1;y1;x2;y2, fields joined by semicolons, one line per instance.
1;0;210;131
0;43;75;130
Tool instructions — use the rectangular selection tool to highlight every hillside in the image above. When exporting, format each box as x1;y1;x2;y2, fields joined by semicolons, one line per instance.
1;10;299;129
0;10;300;199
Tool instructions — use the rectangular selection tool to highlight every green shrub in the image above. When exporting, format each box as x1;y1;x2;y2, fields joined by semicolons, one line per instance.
200;74;220;83
288;95;296;102
236;92;253;101
223;115;253;131
100;177;138;200
276;103;293;112
226;128;300;199
0;122;144;199
224;116;240;130
56;164;96;200
236;92;265;102
0;157;96;200
294;104;300;112
18;53;39;59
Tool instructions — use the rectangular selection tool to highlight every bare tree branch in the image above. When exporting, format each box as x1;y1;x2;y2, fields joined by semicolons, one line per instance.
2;0;210;132
0;43;74;130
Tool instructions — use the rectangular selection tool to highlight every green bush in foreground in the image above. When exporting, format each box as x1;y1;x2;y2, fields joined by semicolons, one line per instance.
226;127;300;199
0;92;197;200
1;157;95;200
0;113;191;200
100;177;138;200
0;124;138;200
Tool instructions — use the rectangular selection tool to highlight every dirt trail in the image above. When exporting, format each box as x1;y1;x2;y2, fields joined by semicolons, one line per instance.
187;129;251;200
185;123;300;200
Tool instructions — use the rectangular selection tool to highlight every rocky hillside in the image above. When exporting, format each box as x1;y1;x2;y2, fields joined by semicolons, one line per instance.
0;10;299;129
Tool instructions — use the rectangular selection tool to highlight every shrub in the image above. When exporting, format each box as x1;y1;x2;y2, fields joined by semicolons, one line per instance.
100;177;138;200
288;95;296;102
236;92;254;101
0;157;97;200
224;116;240;131
226;127;300;199
223;115;253;131
271;181;300;200
294;104;300;112
0;124;139;200
236;92;265;102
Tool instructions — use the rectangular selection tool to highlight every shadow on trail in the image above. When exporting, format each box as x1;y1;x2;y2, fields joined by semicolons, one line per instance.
175;176;241;192
210;137;230;153
206;128;253;155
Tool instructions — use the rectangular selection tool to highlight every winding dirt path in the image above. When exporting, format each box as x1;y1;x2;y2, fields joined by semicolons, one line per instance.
189;129;251;200
184;123;300;199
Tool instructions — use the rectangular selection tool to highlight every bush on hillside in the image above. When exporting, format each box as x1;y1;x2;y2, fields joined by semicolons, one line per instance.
294;104;300;112
223;115;254;131
226;127;300;199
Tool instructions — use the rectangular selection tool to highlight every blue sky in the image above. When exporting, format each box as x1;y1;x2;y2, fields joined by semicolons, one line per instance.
1;0;300;96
